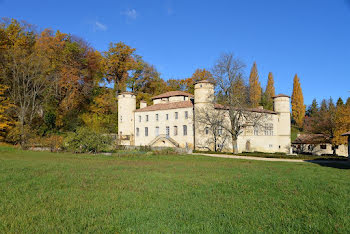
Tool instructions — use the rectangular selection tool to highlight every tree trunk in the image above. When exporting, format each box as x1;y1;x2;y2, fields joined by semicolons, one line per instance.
232;136;238;154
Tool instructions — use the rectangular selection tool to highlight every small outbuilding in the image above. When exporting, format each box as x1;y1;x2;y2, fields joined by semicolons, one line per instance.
292;133;348;156
341;131;350;159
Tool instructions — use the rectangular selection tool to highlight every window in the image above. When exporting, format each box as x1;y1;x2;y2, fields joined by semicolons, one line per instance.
136;128;139;137
146;115;149;122
218;127;223;136
320;144;327;149
155;127;159;136
166;126;170;137
166;114;169;120
175;112;178;119
139;116;141;122
265;123;274;136
174;126;178;136
145;127;148;137
205;127;209;135
254;126;259;136
120;115;123;122
185;111;188;119
156;114;159;121
183;125;187;136
269;144;273;148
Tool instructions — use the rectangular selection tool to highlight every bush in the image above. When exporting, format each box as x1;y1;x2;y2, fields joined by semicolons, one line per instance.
64;127;113;153
152;147;178;155
27;135;64;152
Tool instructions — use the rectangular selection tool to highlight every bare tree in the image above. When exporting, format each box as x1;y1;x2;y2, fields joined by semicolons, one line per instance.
1;44;49;147
212;52;267;153
196;105;229;152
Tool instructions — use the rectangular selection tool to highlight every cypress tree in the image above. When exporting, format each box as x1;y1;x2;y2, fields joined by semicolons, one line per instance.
263;72;275;110
336;97;344;107
291;74;306;128
248;62;262;108
306;99;318;117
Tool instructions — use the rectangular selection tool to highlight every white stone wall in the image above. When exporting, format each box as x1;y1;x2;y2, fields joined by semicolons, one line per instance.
293;143;348;156
134;107;194;148
117;93;136;146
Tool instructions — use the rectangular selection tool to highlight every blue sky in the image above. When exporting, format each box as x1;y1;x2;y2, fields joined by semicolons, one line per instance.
1;0;349;105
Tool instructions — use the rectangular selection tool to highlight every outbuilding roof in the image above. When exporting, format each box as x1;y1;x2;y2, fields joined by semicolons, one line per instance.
341;131;350;136
292;134;331;144
151;91;194;100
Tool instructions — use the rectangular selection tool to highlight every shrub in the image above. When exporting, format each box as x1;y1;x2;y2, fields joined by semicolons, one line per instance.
152;147;178;155
27;135;64;152
64;127;113;153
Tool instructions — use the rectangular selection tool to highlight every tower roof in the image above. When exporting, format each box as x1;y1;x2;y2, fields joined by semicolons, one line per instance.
151;91;194;100
272;94;290;98
119;91;135;95
194;79;215;85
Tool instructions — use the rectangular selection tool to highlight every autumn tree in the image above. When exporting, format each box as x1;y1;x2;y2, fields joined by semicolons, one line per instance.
103;42;138;94
0;19;50;146
261;72;275;110
81;88;118;133
291;74;306;128
0;85;14;140
167;79;186;91
248;62;262;108
334;101;350;145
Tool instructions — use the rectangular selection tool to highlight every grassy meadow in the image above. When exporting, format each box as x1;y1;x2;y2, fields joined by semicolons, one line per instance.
0;146;350;233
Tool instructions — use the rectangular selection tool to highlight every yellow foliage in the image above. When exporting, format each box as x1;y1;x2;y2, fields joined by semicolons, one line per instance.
0;85;14;140
333;103;350;145
249;62;262;108
291;74;306;128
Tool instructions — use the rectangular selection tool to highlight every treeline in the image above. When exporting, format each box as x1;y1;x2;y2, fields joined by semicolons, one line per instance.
1;18;347;150
291;74;350;146
0;18;282;148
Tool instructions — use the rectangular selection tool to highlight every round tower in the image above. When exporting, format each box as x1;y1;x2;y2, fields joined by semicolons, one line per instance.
194;80;215;105
194;80;215;150
118;92;136;145
273;94;291;153
273;94;290;113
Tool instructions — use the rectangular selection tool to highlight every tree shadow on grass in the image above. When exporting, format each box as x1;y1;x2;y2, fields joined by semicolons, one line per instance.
306;160;350;170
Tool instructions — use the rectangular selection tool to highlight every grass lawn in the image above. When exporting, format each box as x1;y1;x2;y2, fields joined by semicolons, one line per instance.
0;147;350;233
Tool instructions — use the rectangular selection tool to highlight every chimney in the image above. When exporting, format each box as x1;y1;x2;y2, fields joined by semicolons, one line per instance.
140;101;147;109
257;106;264;110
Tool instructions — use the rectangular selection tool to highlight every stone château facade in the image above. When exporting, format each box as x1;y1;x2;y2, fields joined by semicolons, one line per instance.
118;80;292;153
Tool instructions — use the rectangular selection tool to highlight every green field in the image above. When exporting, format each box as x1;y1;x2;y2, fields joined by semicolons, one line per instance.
0;147;350;233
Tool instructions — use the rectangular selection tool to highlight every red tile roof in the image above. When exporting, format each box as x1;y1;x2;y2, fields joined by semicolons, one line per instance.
272;94;290;98
292;134;331;144
135;101;193;112
214;104;277;114
151;91;194;100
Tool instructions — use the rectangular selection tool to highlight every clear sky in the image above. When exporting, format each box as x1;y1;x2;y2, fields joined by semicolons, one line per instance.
1;0;349;105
